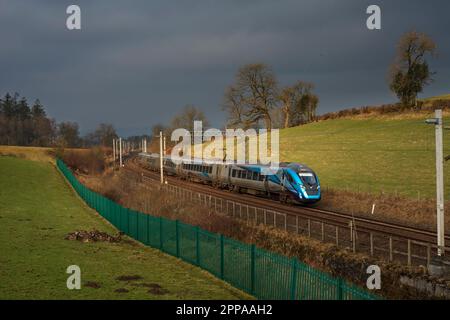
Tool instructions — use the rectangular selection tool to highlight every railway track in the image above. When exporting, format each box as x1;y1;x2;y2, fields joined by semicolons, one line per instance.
123;157;450;248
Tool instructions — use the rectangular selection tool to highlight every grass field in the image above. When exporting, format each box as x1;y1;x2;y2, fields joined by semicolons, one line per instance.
0;145;54;163
0;156;249;299
279;114;450;199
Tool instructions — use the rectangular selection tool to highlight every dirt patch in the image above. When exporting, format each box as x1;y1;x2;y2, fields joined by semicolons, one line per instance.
85;281;101;289
146;283;169;295
114;288;129;293
64;229;123;243
116;275;143;281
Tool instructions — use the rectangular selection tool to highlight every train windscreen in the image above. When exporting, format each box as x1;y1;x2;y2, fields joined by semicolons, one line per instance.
298;172;317;185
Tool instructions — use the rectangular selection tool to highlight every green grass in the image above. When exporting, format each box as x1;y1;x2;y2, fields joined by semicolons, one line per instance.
0;156;249;299
420;93;450;103
279;115;450;199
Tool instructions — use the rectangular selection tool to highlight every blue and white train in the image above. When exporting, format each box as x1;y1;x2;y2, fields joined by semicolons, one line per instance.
137;153;321;204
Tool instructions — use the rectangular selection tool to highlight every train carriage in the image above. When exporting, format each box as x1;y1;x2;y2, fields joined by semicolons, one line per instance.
137;153;320;204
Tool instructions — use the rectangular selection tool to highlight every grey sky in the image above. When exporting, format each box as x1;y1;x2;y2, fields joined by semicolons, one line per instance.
1;0;449;136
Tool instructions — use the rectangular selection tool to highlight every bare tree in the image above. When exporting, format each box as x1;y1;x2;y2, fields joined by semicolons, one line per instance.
389;31;436;109
170;104;210;133
57;121;81;148
224;63;277;130
223;86;250;128
279;81;318;127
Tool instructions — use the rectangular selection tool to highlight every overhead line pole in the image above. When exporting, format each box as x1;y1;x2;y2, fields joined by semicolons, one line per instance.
426;109;445;256
159;131;164;184
112;138;116;167
119;137;123;168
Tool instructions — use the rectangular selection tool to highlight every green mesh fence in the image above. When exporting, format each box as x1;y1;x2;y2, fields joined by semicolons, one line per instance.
57;159;379;300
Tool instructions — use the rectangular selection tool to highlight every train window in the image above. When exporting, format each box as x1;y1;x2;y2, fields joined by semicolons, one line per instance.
253;172;258;180
259;174;265;181
232;169;235;177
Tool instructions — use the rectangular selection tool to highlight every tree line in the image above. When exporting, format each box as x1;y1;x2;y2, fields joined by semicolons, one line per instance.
224;63;319;130
0;92;118;148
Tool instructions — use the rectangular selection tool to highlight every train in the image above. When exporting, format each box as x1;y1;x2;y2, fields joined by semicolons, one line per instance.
137;152;321;204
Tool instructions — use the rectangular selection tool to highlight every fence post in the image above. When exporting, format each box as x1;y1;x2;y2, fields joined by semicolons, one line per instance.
196;226;200;266
407;239;411;266
220;234;224;280
159;216;163;250
389;237;393;261
175;220;180;258
290;258;298;300
335;226;339;247
370;232;374;256
251;244;256;296
337;278;344;300
321;222;325;241
126;208;130;235
146;214;150;245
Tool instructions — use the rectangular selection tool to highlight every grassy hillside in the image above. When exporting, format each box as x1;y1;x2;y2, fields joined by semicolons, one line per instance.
280;114;450;199
420;93;450;103
0;145;54;162
0;156;249;299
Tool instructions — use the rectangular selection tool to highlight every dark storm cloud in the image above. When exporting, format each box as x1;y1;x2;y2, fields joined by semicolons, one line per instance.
1;0;449;135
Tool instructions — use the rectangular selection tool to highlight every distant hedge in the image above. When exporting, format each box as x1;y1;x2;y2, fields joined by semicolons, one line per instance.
317;99;450;121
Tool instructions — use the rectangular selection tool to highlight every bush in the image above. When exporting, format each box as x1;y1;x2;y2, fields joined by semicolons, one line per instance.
60;147;106;175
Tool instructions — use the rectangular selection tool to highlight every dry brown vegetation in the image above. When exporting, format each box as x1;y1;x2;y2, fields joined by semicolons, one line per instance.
78;169;450;299
59;147;111;175
0;145;54;162
317;188;450;232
